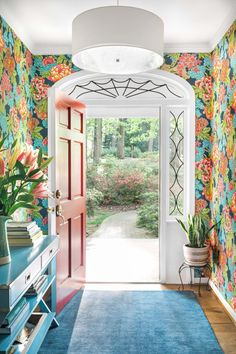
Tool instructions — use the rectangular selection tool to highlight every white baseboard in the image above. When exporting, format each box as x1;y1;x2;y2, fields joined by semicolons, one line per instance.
209;280;236;325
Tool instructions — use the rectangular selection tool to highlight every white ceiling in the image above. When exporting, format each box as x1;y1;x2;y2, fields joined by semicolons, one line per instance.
0;0;235;54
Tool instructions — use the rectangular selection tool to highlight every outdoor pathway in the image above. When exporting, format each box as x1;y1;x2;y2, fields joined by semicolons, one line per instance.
86;210;159;282
90;210;155;239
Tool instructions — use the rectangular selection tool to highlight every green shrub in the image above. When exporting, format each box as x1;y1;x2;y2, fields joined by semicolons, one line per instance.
137;192;159;236
132;146;142;158
86;188;104;217
87;157;159;207
124;147;142;158
102;147;117;157
125;146;132;157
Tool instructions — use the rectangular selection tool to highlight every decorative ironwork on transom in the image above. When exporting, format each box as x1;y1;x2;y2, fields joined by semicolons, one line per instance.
169;110;184;216
68;78;183;100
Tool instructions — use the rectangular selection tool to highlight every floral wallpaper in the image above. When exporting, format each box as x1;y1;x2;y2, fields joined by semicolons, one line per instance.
0;16;37;223
161;53;213;217
0;14;235;311
209;22;236;311
0;16;34;146
162;22;236;312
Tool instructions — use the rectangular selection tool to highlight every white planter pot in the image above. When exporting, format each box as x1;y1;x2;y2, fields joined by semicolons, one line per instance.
183;244;209;266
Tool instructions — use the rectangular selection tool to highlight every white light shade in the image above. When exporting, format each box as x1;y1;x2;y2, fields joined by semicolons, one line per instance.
72;6;164;74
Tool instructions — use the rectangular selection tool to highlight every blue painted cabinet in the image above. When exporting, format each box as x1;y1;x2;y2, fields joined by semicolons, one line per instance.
0;235;59;353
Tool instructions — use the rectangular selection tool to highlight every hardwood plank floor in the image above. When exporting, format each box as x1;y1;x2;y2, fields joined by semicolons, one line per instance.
160;284;236;354
86;283;236;354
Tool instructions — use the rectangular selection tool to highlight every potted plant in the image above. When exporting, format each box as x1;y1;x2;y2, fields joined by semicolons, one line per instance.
176;214;219;266
0;135;52;265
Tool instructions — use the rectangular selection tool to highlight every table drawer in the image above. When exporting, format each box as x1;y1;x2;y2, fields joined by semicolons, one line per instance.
41;238;59;268
10;257;41;307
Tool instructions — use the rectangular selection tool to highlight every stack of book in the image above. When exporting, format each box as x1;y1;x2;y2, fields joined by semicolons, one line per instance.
0;297;29;334
7;221;43;247
25;275;47;296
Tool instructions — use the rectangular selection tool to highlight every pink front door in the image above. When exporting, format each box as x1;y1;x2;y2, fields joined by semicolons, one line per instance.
55;91;86;313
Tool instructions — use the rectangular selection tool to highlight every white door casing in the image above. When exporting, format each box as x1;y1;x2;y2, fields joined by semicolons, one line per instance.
48;69;195;284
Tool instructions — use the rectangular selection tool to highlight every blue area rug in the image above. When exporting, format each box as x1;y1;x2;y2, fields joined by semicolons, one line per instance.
40;290;223;354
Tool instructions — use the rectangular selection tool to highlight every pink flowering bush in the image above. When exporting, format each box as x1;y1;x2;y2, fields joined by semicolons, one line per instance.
87;163;147;206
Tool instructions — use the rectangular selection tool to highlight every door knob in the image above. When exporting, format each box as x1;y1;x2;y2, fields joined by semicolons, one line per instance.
55;189;62;199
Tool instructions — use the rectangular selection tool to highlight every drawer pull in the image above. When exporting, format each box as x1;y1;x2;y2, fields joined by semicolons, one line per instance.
49;249;53;255
25;273;31;283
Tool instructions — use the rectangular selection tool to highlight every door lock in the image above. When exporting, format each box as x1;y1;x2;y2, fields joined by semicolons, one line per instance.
47;207;55;213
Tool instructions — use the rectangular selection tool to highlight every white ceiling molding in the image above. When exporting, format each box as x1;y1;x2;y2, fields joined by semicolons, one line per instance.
209;10;236;52
164;43;211;54
0;4;34;52
32;44;72;56
0;0;235;56
33;43;212;55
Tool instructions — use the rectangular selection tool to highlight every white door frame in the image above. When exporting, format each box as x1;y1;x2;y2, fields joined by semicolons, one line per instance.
48;69;195;284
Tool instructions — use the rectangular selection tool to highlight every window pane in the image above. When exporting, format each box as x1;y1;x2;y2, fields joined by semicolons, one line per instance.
169;110;184;216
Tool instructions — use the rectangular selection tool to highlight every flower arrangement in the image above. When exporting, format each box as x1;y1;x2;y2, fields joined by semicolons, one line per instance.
0;135;52;217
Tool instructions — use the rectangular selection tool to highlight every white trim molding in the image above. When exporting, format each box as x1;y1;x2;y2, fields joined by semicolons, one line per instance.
209;280;236;325
164;42;211;54
209;12;236;52
48;69;195;284
1;4;235;56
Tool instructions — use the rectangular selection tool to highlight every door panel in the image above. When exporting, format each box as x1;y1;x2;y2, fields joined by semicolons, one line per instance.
55;96;86;313
71;215;83;274
58;139;70;199
72;142;82;197
56;221;70;283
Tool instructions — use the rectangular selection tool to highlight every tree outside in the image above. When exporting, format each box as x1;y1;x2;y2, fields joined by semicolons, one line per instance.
86;118;159;237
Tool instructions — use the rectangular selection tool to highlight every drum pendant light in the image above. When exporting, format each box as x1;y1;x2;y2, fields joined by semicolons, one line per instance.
72;5;164;74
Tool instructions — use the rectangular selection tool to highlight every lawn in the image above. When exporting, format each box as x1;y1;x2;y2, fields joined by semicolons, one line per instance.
86;208;115;236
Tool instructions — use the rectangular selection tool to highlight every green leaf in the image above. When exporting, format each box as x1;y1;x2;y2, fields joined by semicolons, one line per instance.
40;156;53;170
2;175;25;185
207;218;221;234
0;134;8;150
37;148;43;167
8;202;40;216
15;160;26;177
17;194;34;203
11;139;18;150
176;218;187;234
26;177;47;183
28;168;41;178
32;128;43;139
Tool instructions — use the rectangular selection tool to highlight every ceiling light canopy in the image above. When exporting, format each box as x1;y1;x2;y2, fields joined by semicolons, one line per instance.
72;6;164;74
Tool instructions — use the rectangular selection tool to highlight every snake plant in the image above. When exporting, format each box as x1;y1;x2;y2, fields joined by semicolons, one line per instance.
176;214;219;248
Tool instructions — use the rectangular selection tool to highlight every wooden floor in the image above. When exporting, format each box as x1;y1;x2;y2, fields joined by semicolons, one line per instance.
163;284;236;354
86;283;236;354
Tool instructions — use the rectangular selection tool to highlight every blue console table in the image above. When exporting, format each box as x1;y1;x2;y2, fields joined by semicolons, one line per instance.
0;235;59;354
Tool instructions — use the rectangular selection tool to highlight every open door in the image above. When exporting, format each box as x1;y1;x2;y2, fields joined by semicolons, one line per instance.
48;89;86;313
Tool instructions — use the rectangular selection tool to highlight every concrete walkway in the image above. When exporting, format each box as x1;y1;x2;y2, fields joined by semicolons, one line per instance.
86;210;159;282
90;210;156;239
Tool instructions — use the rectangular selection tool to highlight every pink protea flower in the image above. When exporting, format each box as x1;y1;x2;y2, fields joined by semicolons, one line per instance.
17;151;25;162
24;145;38;166
32;182;48;199
0;156;5;176
30;170;45;180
